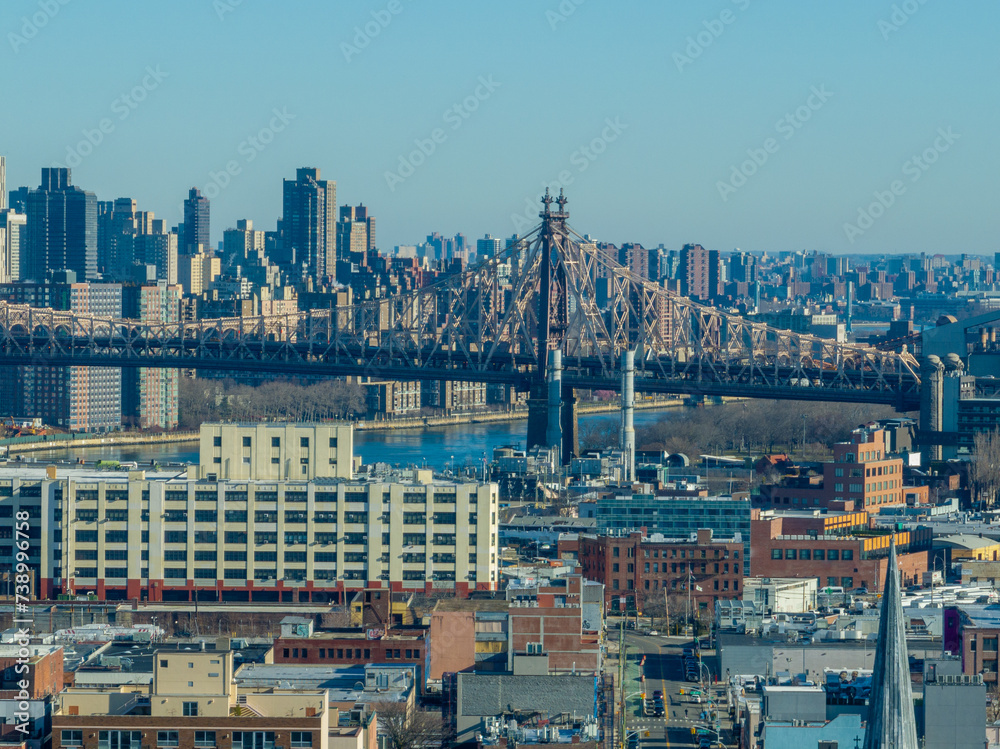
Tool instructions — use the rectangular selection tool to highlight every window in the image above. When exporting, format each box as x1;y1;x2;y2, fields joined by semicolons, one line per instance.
232;733;275;749
784;549;796;560
771;550;782;559
99;732;142;749
195;550;217;562
194;732;216;748
841;577;854;588
828;550;839;561
242;436;252;447
158;732;179;747
213;436;222;447
290;733;313;748
300;437;310;448
799;549;810;560
62;731;83;746
613;562;620;572
183;701;198;716
814;549;825;561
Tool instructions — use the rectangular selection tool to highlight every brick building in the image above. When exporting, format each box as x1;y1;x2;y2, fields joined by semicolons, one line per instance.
750;509;931;592
507;575;602;674
764;427;907;512
52;650;338;749
579;529;744;615
270;632;425;673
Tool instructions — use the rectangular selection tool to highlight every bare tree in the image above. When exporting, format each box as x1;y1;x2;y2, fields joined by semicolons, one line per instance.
988;678;1000;724
376;700;446;749
970;428;1000;509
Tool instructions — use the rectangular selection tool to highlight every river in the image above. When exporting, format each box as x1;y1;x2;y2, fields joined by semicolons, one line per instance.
23;407;685;470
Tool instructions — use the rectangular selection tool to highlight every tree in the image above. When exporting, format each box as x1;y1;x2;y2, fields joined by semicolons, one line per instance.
970;428;1000;509
376;700;446;749
988;678;1000;724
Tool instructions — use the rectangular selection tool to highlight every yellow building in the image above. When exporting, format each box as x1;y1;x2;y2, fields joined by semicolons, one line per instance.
198;422;354;481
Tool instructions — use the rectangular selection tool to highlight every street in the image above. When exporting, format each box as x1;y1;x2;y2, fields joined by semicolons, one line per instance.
622;630;734;749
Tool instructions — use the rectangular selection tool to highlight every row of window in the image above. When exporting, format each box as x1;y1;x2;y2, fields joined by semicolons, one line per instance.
639;547;738;559
770;548;854;560
281;646;420;660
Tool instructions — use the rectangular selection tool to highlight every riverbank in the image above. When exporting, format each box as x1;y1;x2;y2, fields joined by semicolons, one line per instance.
354;396;687;431
1;397;691;455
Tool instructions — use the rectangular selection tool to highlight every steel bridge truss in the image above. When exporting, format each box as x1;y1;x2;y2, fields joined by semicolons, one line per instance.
0;192;921;408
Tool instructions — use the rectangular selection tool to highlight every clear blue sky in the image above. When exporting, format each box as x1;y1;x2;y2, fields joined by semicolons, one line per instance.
3;0;997;254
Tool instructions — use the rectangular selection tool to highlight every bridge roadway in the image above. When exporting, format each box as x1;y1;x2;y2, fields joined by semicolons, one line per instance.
0;332;922;410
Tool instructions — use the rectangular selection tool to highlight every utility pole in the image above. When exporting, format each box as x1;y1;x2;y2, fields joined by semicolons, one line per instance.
618;619;626;749
664;587;670;636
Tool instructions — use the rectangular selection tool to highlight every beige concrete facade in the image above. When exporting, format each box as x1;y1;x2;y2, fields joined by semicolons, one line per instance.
198;423;354;480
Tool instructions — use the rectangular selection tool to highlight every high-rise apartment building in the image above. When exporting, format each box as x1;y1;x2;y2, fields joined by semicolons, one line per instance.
182;187;210;254
0;209;26;282
122;281;181;429
177;249;221;295
679;243;723;303
283;168;336;279
476;234;503;260
24;168;98;281
134;219;178;285
222;218;266;268
336;204;375;259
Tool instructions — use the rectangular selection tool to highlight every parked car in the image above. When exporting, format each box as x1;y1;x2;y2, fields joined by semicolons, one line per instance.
648;630;659;636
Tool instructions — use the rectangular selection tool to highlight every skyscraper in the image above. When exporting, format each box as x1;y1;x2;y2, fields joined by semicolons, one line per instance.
24;168;98;281
182;187;210;253
0;209;26;282
282;167;336;280
476;234;503;260
0;155;6;210
123;281;181;429
336;204;373;259
134;219;178;285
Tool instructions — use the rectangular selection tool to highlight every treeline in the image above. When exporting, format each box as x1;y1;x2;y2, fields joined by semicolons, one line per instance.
179;377;365;428
581;400;901;459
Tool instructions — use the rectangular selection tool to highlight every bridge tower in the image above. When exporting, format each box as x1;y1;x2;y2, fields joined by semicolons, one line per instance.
527;189;578;463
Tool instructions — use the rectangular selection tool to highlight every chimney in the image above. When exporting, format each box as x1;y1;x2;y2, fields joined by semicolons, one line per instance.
620;350;635;483
545;349;562;464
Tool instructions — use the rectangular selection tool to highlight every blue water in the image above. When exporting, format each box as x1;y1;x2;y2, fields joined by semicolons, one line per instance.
23;407;680;470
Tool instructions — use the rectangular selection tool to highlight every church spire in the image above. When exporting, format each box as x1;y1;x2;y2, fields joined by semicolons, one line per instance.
862;538;918;749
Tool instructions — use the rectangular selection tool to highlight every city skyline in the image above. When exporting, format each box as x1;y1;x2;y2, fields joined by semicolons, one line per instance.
1;1;997;254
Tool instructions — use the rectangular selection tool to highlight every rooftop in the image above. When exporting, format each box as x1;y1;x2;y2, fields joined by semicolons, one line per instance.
433;598;509;613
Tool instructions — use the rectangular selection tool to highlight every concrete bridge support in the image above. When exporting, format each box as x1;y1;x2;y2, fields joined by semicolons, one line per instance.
526;351;577;464
920;355;944;462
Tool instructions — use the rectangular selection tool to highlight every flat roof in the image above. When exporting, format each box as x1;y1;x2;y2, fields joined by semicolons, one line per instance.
433;598;509;613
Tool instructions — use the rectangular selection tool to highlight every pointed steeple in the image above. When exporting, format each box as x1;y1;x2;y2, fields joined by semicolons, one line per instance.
862;538;919;749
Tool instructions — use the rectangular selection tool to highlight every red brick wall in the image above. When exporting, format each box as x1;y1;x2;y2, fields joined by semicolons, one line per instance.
272;637;423;664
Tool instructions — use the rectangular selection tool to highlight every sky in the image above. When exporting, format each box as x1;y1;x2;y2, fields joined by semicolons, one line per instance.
2;0;998;255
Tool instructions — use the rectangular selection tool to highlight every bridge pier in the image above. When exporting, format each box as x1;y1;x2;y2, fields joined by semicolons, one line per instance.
920;355;944;462
526;363;577;465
